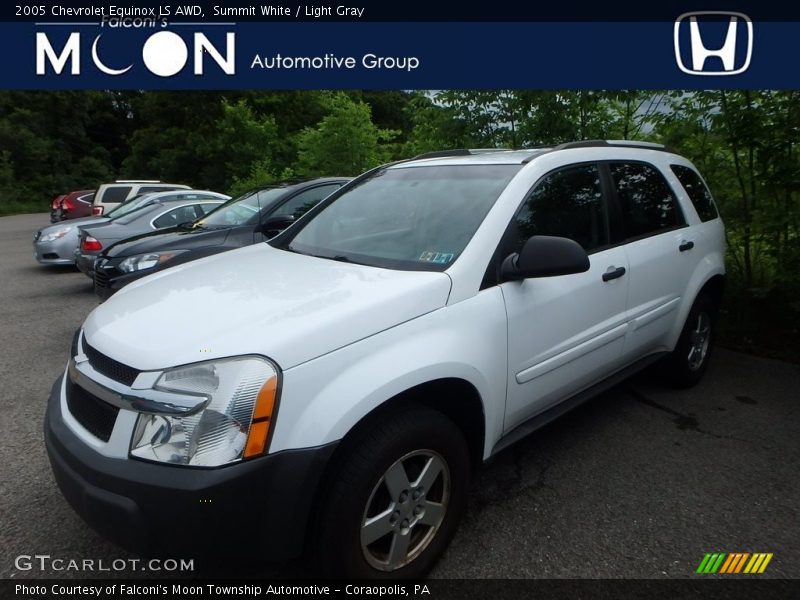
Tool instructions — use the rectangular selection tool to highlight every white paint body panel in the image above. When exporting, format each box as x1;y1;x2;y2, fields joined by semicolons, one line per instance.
83;243;452;371
74;146;726;462
501;246;630;431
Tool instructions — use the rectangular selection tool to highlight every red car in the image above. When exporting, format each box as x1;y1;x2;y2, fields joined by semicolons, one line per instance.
50;190;95;222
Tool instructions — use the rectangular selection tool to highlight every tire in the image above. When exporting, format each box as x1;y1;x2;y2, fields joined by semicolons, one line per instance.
662;293;716;388
315;405;470;579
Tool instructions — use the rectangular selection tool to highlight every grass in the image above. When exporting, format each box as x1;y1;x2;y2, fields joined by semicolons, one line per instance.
0;202;48;217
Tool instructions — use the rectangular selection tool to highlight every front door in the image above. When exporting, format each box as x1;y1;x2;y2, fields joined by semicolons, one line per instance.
501;163;630;431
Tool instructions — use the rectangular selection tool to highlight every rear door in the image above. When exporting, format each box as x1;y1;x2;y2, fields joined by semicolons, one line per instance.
606;161;695;360
501;163;630;430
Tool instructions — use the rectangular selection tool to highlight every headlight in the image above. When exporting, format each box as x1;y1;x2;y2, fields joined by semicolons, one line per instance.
130;356;279;467
118;251;185;273
39;227;72;243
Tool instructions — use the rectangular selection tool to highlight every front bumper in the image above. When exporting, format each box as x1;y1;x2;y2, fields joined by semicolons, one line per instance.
44;376;336;560
94;261;148;301
34;240;77;265
75;252;97;277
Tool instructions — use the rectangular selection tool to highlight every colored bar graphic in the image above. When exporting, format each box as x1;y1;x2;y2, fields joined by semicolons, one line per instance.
719;554;736;573
700;552;773;574
696;553;713;573
733;553;750;573
758;553;773;573
710;553;726;573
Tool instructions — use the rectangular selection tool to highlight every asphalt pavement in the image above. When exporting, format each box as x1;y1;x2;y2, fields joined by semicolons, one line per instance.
1;213;798;580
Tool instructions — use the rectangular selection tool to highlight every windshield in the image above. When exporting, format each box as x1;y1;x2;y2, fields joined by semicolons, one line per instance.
281;165;521;270
197;188;286;227
106;194;156;219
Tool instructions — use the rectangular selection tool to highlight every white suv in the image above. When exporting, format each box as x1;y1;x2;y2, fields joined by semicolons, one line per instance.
45;141;725;578
91;180;190;215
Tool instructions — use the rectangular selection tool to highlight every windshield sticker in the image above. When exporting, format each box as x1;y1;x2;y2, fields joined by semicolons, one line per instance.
419;251;454;264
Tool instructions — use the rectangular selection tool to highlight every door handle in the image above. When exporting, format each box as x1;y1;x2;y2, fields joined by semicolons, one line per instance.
602;266;626;282
679;240;695;252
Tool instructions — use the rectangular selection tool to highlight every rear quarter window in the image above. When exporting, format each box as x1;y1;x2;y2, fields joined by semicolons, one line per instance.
670;164;719;222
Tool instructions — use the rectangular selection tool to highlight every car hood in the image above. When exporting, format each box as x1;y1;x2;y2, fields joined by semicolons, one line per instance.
38;215;106;235
105;226;232;258
83;244;452;371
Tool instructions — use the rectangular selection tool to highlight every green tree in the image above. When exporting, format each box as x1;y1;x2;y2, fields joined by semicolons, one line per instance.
295;93;397;177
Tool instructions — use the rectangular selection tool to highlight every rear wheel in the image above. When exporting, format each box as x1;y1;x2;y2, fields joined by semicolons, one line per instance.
662;293;716;387
315;405;470;578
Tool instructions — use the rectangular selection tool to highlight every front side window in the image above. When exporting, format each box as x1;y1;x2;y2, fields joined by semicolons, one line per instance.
670;164;718;222
610;162;684;239
512;164;608;254
281;165;521;271
272;184;343;219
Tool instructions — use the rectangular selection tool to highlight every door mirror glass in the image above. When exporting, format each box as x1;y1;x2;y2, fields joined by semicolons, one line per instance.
501;235;590;280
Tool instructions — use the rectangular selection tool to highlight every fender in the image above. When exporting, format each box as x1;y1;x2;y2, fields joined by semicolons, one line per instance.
270;287;508;459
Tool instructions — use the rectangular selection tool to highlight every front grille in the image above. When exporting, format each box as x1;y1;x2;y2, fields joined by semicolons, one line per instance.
65;378;119;442
94;270;110;290
83;341;141;386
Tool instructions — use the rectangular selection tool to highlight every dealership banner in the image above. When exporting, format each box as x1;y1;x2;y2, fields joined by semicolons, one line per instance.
1;1;799;88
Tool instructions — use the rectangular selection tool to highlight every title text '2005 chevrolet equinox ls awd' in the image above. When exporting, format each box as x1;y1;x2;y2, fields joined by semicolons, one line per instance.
45;141;725;578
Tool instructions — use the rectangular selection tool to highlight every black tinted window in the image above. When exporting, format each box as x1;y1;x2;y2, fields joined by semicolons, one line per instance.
610;162;683;238
139;186;176;194
513;164;608;253
273;184;342;219
103;186;132;203
152;205;204;229
671;165;718;222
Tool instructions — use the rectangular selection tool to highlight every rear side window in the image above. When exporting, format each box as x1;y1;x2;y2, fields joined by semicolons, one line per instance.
152;205;205;228
610;162;684;239
513;164;609;253
139;185;177;194
102;186;132;204
671;165;718;222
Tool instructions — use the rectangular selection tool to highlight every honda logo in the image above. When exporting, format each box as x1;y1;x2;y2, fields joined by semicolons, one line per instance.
674;12;753;76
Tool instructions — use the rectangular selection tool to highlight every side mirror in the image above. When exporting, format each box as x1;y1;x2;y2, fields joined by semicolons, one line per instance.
501;235;590;281
257;214;295;237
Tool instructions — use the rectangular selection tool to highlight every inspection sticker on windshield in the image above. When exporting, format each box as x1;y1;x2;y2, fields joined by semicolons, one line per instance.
419;251;454;264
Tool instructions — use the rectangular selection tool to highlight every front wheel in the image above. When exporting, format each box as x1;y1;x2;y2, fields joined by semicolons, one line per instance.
315;405;470;578
662;293;716;388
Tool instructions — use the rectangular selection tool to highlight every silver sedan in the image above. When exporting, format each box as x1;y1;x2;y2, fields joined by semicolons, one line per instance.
33;190;228;266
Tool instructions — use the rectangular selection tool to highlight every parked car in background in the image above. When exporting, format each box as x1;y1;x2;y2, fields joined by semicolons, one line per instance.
91;180;190;216
51;190;95;222
76;192;228;277
46;142;725;578
49;194;66;223
34;190;208;266
94;178;348;299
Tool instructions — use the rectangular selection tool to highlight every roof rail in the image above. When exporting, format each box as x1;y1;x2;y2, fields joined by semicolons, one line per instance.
554;140;677;153
412;148;511;160
114;179;162;183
